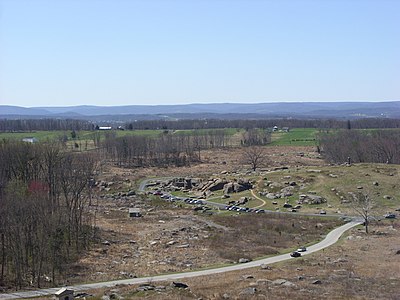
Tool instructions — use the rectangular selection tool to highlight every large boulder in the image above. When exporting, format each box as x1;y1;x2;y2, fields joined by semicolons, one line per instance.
223;179;252;194
299;194;326;205
205;178;228;192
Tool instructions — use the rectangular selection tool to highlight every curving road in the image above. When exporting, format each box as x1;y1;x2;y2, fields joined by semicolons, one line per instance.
0;220;361;300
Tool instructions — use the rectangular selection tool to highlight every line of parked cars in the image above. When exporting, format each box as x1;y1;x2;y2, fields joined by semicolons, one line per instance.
224;205;265;214
152;190;205;204
152;190;264;213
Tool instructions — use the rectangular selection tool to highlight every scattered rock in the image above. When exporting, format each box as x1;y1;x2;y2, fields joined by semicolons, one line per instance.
75;293;91;299
239;287;257;295
266;193;278;199
282;281;296;287
307;169;322;173
256;279;272;285
137;284;155;291
109;293;122;300
260;264;272;270
272;279;287;285
395;250;400;255
372;181;379;186
312;280;322;284
127;190;136;196
172;282;188;289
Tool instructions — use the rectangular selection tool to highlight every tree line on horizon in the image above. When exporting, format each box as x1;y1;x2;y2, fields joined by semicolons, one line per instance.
1;117;400;132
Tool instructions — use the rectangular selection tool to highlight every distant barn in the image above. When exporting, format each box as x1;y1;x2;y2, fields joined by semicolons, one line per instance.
22;137;38;143
98;126;112;130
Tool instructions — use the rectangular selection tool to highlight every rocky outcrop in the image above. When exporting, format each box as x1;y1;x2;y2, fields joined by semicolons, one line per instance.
223;178;252;194
298;194;327;205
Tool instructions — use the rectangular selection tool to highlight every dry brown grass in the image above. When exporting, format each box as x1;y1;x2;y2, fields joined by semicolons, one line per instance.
79;221;399;300
207;213;341;262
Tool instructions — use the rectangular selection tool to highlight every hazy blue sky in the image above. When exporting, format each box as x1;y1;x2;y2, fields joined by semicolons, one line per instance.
0;0;399;107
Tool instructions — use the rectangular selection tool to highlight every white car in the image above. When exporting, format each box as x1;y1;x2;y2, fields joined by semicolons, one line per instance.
297;246;307;252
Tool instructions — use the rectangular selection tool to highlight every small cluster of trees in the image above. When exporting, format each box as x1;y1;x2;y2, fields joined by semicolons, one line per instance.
101;129;271;167
101;129;238;167
319;130;400;164
0;141;96;289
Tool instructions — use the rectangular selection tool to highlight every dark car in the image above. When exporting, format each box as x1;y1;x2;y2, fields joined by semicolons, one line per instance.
290;251;302;258
384;213;396;219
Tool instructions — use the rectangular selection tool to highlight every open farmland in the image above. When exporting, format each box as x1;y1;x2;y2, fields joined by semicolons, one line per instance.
270;128;318;146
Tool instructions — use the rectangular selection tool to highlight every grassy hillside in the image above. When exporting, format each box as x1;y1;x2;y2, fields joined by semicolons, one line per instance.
254;163;400;215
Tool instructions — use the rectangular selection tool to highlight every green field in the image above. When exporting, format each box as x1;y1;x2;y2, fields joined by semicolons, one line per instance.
270;128;318;146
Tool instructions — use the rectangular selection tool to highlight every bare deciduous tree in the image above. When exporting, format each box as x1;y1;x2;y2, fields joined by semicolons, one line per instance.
350;191;374;234
242;146;268;171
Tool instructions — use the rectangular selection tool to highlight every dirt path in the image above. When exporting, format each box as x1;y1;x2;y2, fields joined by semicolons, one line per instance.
250;189;267;208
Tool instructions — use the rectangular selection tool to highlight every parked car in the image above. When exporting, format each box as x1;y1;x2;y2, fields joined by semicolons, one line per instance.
290;251;301;258
319;210;327;215
384;213;396;219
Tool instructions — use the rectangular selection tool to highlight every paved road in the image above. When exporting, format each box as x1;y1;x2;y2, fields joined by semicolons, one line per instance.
0;221;361;300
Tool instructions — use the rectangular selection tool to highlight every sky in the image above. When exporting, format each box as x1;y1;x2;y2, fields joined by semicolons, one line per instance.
0;0;399;107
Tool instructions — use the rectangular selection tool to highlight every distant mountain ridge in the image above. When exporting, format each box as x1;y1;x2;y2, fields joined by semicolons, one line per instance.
1;101;399;119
